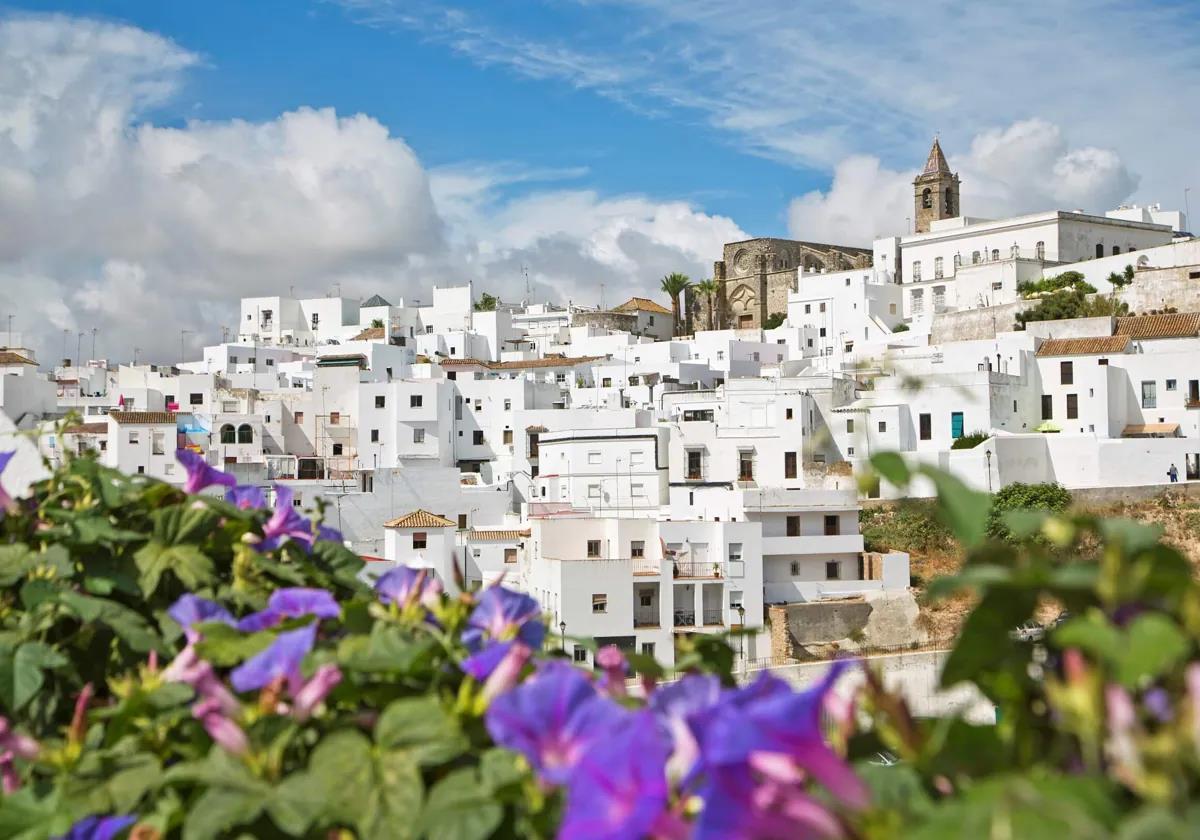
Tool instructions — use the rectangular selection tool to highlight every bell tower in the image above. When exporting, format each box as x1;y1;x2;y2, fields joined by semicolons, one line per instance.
913;137;960;233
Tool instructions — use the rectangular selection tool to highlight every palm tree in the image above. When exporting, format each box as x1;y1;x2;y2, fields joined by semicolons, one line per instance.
660;272;691;336
694;278;718;331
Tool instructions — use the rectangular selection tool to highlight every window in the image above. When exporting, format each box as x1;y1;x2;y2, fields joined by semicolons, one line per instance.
819;327;826;337
151;432;165;456
824;514;840;536
329;412;340;425
631;483;645;497
137;465;145;474
787;515;800;537
1041;395;1053;420
921;187;932;208
573;648;589;663
1098;358;1109;366
878;421;887;432
370;429;379;442
128;431;140;445
819;302;826;313
1035;241;1045;259
189;393;203;405
1113;245;1121;256
991;249;1000;261
1142;381;1157;409
1095;243;1104;259
266;358;274;367
164;395;174;406
846;418;854;434
220;424;236;444
1166;379;1177;391
934;256;944;278
919;413;932;440
587;541;602;558
457;514;467;530
587;484;601;499
686;450;703;480
473;431;484;445
237;424;253;444
555;373;566;384
504;548;517;564
332;443;343;456
953;253;961;269
631;540;645;558
311;313;319;329
825;560;841;580
786;408;794;420
294;411;304;423
738;450;754;481
790;561;801;576
1066;394;1079;419
784;451;797;479
847;446;855;456
503;399;511;411
804;304;811;314
375;395;385;408
972;251;981;265
413;532;427;549
951;411;964;439
410;395;422;408
601;377;612;387
911;260;921;281
728;543;743;563
503;429;513;445
413;428;425;443
588;451;602;465
641;642;655;658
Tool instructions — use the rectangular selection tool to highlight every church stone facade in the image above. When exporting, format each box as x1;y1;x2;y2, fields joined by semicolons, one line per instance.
913;138;960;234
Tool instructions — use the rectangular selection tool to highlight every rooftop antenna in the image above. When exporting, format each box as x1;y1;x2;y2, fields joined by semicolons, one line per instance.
600;282;606;311
523;265;530;298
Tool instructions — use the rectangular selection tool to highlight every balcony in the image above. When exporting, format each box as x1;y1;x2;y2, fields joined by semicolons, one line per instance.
701;608;724;627
673;609;696;628
672;561;725;580
632;558;661;576
761;533;865;556
633;608;660;628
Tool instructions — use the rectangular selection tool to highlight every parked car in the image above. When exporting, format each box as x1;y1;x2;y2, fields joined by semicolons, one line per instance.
1053;610;1072;627
1010;620;1044;642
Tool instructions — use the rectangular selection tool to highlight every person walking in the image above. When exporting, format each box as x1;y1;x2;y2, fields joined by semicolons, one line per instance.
1168;463;1179;483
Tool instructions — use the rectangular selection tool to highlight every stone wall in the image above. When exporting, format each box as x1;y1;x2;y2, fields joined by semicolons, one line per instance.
572;310;638;333
767;590;927;660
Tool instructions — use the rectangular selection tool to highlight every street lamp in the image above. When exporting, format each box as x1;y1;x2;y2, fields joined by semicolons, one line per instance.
559;620;567;652
736;604;746;677
985;449;993;492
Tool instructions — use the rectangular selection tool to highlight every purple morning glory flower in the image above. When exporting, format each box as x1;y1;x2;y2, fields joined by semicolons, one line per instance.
1144;686;1174;723
692;765;843;840
462;586;545;653
236;587;340;632
167;594;235;642
485;660;623;784
559;709;671;840
258;485;315;552
193;697;249;756
176;449;237;495
226;485;267;510
694;661;867;810
293;663;343;721
317;523;343;544
56;815;136;840
374;565;444;608
230;624;316;694
649;673;722;783
0;451;15;510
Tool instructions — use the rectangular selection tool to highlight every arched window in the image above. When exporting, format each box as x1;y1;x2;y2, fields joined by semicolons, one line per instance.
219;424;236;444
945;188;954;215
1112;245;1120;256
953;253;961;269
990;249;999;261
1035;241;1045;260
237;424;253;444
971;251;981;265
933;256;944;278
1011;244;1020;258
921;188;932;209
1095;243;1104;259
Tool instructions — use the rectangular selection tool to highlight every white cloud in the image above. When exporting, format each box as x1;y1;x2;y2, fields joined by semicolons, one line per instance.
0;13;735;363
788;120;1139;244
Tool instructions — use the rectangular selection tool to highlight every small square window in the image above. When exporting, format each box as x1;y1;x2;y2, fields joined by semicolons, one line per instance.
473;430;484;445
1167;379;1177;391
588;484;601;499
504;399;512;410
332;443;343;455
825;560;841;580
790;560;800;576
573;648;589;663
295;411;304;423
375;395;386;408
587;539;601;557
370;429;379;442
458;514;467;530
413;532;427;549
591;593;607;613
786;408;794;419
631;540;645;558
878;421;887;432
410;395;423;408
413;428;425;443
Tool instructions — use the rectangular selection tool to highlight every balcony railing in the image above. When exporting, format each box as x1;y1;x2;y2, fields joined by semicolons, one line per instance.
701;608;724;627
673;610;696;627
685;468;703;480
634;609;660;628
673;561;724;580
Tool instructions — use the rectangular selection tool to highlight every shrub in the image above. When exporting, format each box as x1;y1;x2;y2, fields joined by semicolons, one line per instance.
1015;288;1129;329
950;430;989;450
860;500;955;553
986;481;1072;540
891;323;910;333
763;312;786;329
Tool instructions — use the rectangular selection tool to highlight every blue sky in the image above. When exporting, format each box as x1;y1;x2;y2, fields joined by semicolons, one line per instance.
2;1;1199;361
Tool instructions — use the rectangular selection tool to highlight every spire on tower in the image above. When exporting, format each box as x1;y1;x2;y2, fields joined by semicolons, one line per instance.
922;137;952;175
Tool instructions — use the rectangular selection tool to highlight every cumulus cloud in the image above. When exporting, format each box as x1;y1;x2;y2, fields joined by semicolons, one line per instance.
788;120;1140;244
0;13;738;365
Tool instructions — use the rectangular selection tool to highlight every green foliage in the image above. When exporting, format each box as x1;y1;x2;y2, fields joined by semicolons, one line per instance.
693;278;718;331
473;292;498;312
987;481;1072;541
891;323;910;333
1015;288;1129;329
370;318;384;328
1017;270;1096;299
860;501;955;554
763;312;786;329
950;431;989;450
1107;264;1135;290
660;272;691;335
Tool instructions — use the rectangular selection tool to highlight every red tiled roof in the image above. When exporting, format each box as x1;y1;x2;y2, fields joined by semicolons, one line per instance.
64;422;108;435
613;296;672;315
107;411;177;425
350;327;386;341
441;355;606;370
0;351;36;365
467;528;530;542
1114;313;1200;340
383;509;456;529
1035;336;1131;357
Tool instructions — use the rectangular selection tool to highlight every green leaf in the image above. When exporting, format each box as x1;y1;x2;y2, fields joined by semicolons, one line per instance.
940;587;1036;690
194;623;273;667
417;767;502;840
182;787;264;840
924;564;1013;599
1115;614;1189;688
1098;518;1164;555
152;504;223;545
480;748;526;794
0;545;35;586
266;771;327;836
918;465;992;548
871;452;911;487
59;591;160;652
375;696;468;766
365;749;423;840
1053;615;1122;658
134;541;214;597
308;730;423;840
0;641;68;712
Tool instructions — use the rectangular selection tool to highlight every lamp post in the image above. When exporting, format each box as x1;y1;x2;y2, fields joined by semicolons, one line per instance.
985;449;993;492
559;620;566;653
736;604;746;678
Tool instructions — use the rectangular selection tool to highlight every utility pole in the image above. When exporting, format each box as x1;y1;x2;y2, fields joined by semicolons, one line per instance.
61;329;69;365
76;332;83;368
180;329;194;365
134;346;141;366
91;328;97;362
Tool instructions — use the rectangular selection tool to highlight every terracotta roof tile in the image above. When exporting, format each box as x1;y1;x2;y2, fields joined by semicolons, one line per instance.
383;509;456;529
1035;336;1131;357
64;422;108;435
467;528;530;542
107;411;177;425
316;353;367;367
1122;423;1180;437
441;355;606;371
350;327;386;341
1115;313;1200;340
0;351;36;365
613;296;672;316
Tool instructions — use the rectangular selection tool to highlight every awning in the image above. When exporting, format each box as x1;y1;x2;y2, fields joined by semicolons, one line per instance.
1122;423;1180;438
525;425;549;433
1034;421;1061;434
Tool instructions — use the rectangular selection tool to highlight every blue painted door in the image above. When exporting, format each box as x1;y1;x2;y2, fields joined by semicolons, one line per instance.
951;412;964;439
